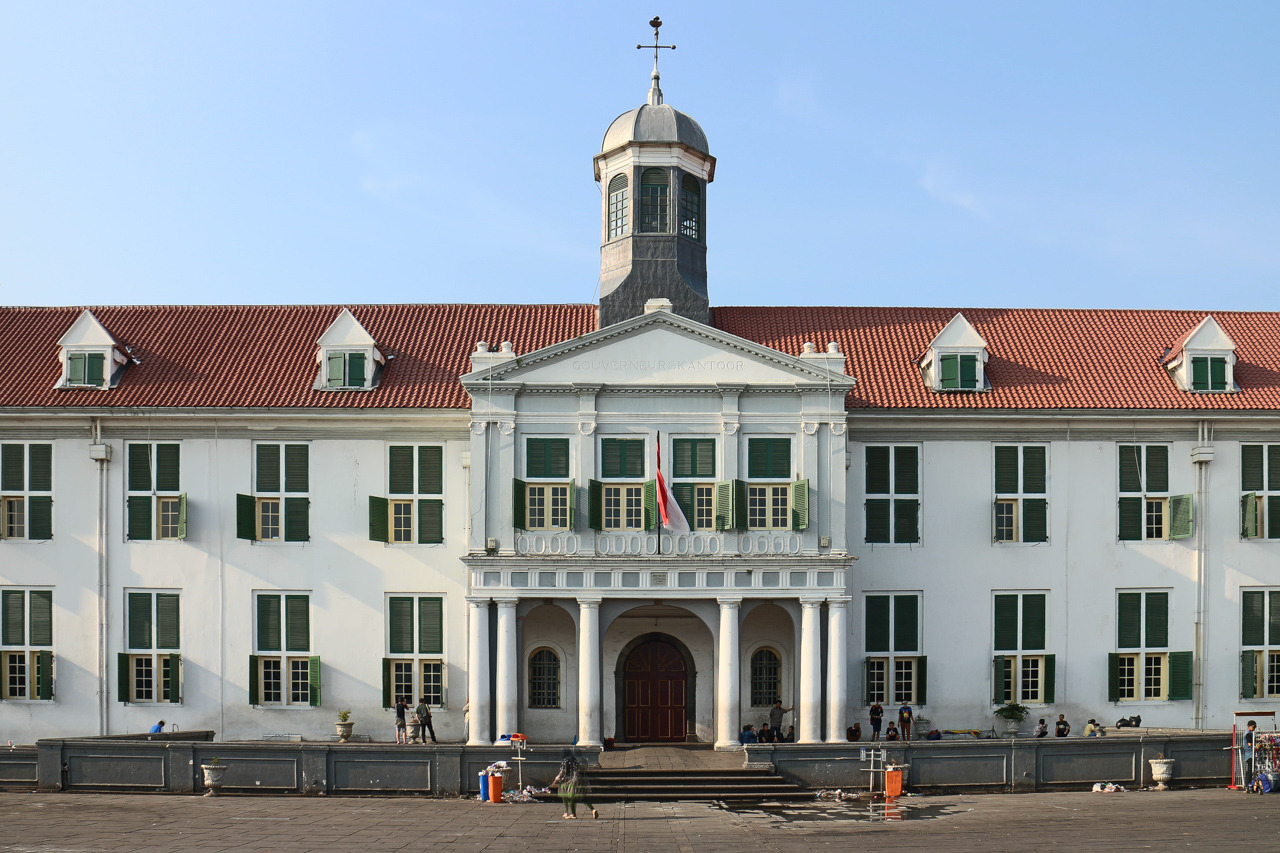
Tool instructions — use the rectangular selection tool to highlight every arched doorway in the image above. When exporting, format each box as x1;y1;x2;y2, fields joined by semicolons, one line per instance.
622;636;688;742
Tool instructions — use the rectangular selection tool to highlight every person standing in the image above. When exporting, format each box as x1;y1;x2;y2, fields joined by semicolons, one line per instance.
1244;720;1258;784
869;702;884;741
1054;714;1070;737
550;752;598;820
394;696;409;744
768;700;791;734
416;696;438;744
898;702;914;742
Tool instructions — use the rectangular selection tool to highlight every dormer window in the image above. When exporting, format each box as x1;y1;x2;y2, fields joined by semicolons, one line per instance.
919;313;988;393
1190;356;1227;392
55;309;126;391
1164;315;1236;394
65;352;107;388
314;308;384;392
939;354;978;390
326;351;368;389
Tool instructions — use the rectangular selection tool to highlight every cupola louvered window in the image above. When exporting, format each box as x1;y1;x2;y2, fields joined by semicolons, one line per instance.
679;175;701;241
608;174;629;239
639;168;669;233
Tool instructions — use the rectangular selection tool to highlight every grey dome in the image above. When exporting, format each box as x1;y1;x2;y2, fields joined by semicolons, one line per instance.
601;103;710;156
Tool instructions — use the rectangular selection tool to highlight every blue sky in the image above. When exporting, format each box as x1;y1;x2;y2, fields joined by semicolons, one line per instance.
1;2;1276;310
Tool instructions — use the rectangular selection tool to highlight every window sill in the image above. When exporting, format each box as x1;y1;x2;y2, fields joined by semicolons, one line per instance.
251;705;319;710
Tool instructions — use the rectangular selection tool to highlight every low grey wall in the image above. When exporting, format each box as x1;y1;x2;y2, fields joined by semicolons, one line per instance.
748;733;1230;793
0;747;38;790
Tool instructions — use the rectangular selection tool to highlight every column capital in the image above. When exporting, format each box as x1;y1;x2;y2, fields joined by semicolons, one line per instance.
577;596;603;608
799;596;826;608
493;597;520;609
716;597;743;609
826;596;852;607
466;597;491;607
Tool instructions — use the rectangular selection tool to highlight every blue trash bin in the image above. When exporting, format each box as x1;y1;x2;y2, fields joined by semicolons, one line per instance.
479;771;489;801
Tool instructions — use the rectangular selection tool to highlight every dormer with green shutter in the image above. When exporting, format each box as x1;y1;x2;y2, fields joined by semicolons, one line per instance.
56;309;128;390
314;308;384;391
1163;315;1237;394
918;312;988;393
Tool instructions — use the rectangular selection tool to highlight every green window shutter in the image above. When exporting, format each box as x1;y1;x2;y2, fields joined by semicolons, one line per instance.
865;596;890;653
327;352;345;387
1023;447;1046;494
1145;446;1168;493
588;479;603;530
308;656;321;706
959;354;978;389
118;652;131;703
1269;446;1280;491
256;445;280;492
1191;356;1208;391
643;479;657;530
1118;445;1143;493
66;354;85;386
29;590;51;647
893;595;918;653
864;658;874;706
156;594;180;650
1145;592;1169;648
1169;494;1194;539
734;479;750;530
512;478;527;530
284;445;309;493
128;444;152;492
27;445;52;492
418;446;444;493
248;655;259;705
1242;445;1265;491
672;483;695;525
865;499;890;543
368;496;388;542
747;439;766;478
992;655;1006;704
993;595;1018;651
1168;651;1193;700
86;354;105;386
673;439;694;477
1108;653;1120;702
1242;493;1259;538
1022;499;1048;543
1242;591;1266;645
1043;654;1056;704
1210;357;1226;391
894;446;918;494
348;353;366;387
865;447;890;494
939;354;958;389
257;596;281;652
283;497;309;542
916;656;927;706
236;494;256;541
1117;592;1142;648
714;480;735;530
127;496;152;541
418;499;443;544
36;650;52;700
747;438;790;479
27;497;52;540
167;653;181;702
526;439;547;478
155;445;180;492
624;439;645;476
693;439;715;477
601;439;623;478
1;590;22;645
791;479;809;531
1118;497;1143;540
382;658;393;708
419;597;443;654
567;479;576;528
1269;495;1280;540
388;447;414;494
388;597;414;654
892;499;919;544
128;592;153;650
1022;594;1046;650
994;446;1019;494
285;595;309;652
176;494;187;540
1269;590;1280;646
0;445;20;492
1242;651;1258;700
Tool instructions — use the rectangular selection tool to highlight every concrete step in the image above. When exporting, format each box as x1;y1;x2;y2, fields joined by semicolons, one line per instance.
537;767;808;803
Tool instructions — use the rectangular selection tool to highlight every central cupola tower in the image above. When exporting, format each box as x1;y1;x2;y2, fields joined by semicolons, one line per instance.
594;18;715;327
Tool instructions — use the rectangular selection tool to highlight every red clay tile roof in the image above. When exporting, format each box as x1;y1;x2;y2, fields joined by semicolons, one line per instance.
0;304;597;410
712;306;1280;410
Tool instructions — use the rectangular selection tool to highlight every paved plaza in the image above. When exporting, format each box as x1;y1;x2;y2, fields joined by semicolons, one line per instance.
0;788;1271;852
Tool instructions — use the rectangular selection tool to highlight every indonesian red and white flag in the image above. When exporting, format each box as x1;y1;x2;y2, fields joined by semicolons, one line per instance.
656;441;690;534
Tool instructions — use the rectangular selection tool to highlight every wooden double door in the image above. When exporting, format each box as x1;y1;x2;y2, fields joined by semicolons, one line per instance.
623;638;688;742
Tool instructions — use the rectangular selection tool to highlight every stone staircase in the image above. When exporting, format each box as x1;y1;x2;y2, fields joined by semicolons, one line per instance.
540;767;810;803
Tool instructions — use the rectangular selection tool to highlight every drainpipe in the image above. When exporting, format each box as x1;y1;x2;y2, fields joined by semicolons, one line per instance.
88;418;113;735
1191;420;1214;730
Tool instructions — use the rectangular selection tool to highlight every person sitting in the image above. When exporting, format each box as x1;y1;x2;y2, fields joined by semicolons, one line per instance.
885;722;899;741
846;723;862;742
925;729;942;740
1083;719;1106;737
1033;718;1048;738
758;722;775;743
782;726;796;743
738;724;757;744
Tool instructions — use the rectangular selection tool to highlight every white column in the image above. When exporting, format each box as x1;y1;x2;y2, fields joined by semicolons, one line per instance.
577;598;602;747
799;597;823;743
715;597;742;749
825;598;850;743
494;597;519;743
466;598;491;746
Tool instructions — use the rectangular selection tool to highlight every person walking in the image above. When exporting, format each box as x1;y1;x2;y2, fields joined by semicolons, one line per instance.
550;752;598;820
869;702;884;741
394;696;409;744
416;696;438;744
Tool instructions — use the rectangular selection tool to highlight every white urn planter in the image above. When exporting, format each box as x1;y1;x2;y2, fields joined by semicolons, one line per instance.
1149;757;1175;790
201;763;227;797
998;717;1022;737
335;721;355;743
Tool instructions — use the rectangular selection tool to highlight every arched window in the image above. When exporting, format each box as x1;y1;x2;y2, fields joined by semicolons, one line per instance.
750;648;781;707
679;175;701;241
607;173;629;239
528;648;560;708
639;168;669;233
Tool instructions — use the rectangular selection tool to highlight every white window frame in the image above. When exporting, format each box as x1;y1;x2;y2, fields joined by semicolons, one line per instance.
524;436;572;532
993;444;1049;545
994;592;1051;706
60;348;114;389
1118;444;1172;542
1242;588;1280;699
864;592;923;706
254;591;312;708
0;588;53;702
1114;590;1170;702
252;443;309;544
745;437;792;531
671;437;716;531
1241;445;1280;540
322;347;376;390
864;444;921;546
385;444;445;545
0;443;52;542
126;443;183;541
124;590;181;704
385;595;446;708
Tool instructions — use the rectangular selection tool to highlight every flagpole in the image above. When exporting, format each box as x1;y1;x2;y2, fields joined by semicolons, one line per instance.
656;430;661;557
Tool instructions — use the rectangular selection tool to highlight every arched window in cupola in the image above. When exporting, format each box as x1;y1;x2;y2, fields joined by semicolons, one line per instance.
607;173;629;239
639;168;669;233
679;174;701;241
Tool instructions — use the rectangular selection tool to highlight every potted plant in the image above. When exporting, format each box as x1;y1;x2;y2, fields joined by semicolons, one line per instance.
1148;752;1175;790
993;701;1030;737
201;757;227;797
335;709;354;743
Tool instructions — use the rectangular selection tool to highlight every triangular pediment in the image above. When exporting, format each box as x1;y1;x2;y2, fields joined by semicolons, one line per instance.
1181;315;1235;353
462;309;853;389
317;307;376;348
57;309;118;348
928;312;987;350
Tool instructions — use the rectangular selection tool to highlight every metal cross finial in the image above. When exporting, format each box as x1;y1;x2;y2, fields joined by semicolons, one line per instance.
637;16;675;106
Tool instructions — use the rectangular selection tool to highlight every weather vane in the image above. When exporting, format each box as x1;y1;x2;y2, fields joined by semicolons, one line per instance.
637;16;675;106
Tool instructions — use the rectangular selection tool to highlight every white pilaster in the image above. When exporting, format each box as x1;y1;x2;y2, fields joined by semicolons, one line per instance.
825;597;850;743
494;597;519;743
466;598;491;746
577;597;603;747
715;597;742;749
799;597;824;744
